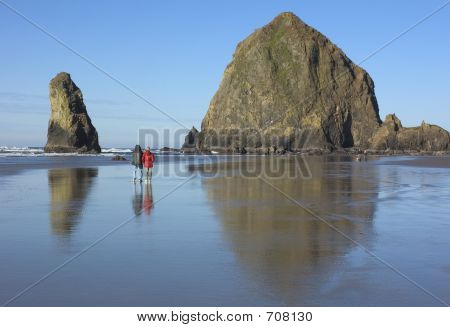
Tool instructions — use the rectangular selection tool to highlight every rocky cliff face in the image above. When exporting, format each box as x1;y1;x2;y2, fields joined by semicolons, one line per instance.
44;72;101;153
198;12;382;152
371;114;449;151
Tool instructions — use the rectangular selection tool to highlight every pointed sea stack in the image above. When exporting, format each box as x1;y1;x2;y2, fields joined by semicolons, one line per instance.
44;72;101;153
198;12;382;152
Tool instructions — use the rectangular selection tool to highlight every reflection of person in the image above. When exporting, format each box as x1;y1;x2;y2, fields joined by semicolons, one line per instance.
132;182;143;216
143;182;154;215
132;145;143;183
141;147;155;182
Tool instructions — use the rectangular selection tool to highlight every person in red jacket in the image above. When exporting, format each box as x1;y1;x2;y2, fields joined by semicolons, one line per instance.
141;147;155;182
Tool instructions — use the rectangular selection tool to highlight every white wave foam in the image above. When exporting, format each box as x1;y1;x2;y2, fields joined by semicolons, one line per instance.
0;146;44;153
102;148;132;153
0;145;132;157
0;152;120;157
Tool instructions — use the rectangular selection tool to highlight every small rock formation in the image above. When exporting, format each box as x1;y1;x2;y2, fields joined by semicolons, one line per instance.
370;114;402;150
181;126;200;153
44;72;101;153
111;155;127;161
197;12;381;152
371;114;449;151
159;147;180;152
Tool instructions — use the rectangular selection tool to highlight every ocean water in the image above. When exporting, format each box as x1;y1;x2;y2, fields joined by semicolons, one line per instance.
0;146;133;156
0;154;449;306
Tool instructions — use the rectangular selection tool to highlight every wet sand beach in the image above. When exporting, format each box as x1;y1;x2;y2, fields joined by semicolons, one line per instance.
0;156;127;177
0;155;449;306
380;155;450;168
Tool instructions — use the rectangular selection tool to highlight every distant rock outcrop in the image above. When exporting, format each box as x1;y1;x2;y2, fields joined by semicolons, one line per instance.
181;126;200;153
112;155;127;161
371;114;449;151
197;12;382;152
44;72;101;153
159;147;180;152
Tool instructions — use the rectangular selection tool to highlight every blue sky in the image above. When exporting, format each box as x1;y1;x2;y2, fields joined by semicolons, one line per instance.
1;0;449;147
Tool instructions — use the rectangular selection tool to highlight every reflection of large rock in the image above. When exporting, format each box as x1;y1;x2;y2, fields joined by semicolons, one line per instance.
198;12;381;152
44;72;101;153
201;157;377;304
48;168;98;235
371;114;449;151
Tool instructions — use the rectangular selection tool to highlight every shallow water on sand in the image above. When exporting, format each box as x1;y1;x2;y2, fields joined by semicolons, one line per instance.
0;155;449;306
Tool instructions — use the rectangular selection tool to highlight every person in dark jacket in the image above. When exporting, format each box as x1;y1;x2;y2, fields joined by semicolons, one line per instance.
132;144;143;182
141;147;155;182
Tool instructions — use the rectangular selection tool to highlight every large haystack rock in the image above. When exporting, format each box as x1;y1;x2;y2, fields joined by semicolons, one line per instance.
44;72;101;153
198;12;382;152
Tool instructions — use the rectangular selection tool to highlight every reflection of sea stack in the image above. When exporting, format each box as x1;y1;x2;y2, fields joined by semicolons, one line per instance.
48;168;98;235
44;72;101;153
202;157;377;304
